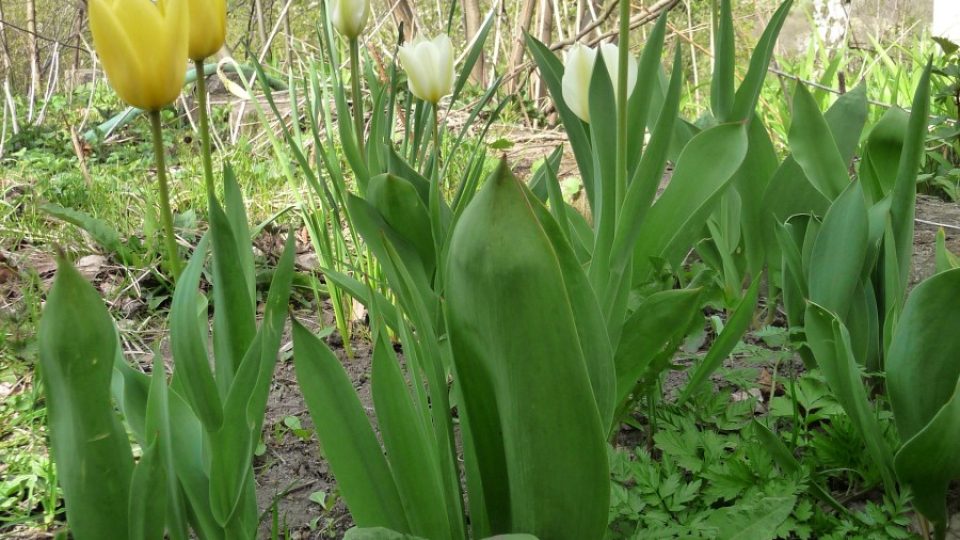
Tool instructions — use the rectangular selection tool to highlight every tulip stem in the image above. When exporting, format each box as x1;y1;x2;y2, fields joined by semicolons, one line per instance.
194;59;217;198
349;38;365;159
149;109;183;281
432;106;441;182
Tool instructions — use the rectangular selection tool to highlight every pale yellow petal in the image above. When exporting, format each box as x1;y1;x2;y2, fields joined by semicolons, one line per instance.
89;0;144;108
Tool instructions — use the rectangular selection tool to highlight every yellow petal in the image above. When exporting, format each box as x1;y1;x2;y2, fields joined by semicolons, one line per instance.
89;0;146;108
188;0;226;60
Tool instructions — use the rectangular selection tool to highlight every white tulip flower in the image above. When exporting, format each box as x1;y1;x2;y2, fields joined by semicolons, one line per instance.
561;42;638;123
331;0;370;40
398;35;456;105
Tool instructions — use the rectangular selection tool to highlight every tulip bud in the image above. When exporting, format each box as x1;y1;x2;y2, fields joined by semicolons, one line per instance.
398;35;456;105
188;0;226;61
89;0;189;111
331;0;370;40
561;43;638;123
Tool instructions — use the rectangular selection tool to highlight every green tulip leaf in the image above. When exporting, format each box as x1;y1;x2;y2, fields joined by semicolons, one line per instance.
446;161;609;539
615;288;702;405
170;235;223;431
808;181;869;320
804;302;896;492
39;255;135;540
788;83;849;201
680;275;761;404
371;333;457;539
293;322;409;532
633;123;748;281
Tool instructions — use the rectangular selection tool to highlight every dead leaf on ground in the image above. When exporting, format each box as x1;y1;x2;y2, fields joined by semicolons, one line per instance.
77;254;108;279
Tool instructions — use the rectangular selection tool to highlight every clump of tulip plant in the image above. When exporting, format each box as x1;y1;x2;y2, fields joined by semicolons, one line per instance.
39;0;298;539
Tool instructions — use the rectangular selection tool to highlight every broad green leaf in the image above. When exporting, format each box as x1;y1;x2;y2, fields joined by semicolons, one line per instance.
39;255;134;539
588;50;619;225
627;12;668;175
526;177;616;428
859;107;908;203
788;83;849;201
144;355;188;540
887;270;960;533
615;288;702;405
386;145;452;226
887;268;960;442
526;146;563;203
367;174;436;275
808;181;869;320
209;188;256;395
371;334;456;540
893;382;960;537
209;234;296;527
679;275;761;403
446;162;608;539
169;235;223;431
128;437;167;540
165;386;224;539
41;203;136;265
293;322;409;532
823;83;868;168
347;194;434;308
633;123;748;281
611;45;683;272
730;0;794;121
711;0;735;121
889;61;932;299
804;303;896;492
223;163;256;299
733;114;779;274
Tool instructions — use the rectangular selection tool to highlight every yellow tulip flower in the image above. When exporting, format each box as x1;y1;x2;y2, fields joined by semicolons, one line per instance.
188;0;226;61
89;0;189;111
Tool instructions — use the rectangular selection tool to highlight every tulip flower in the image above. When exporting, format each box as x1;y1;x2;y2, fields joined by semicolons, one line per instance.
561;43;638;123
398;35;456;105
331;0;370;40
188;0;226;61
88;0;189;111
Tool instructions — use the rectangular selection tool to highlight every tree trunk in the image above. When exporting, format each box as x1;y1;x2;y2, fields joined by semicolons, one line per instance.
253;0;270;61
392;0;418;43
26;0;40;122
812;0;849;49
0;0;18;135
462;0;485;84
507;0;537;94
578;0;603;33
536;0;554;103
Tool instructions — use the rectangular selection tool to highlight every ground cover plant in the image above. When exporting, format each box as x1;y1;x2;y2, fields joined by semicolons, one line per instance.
4;0;960;539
